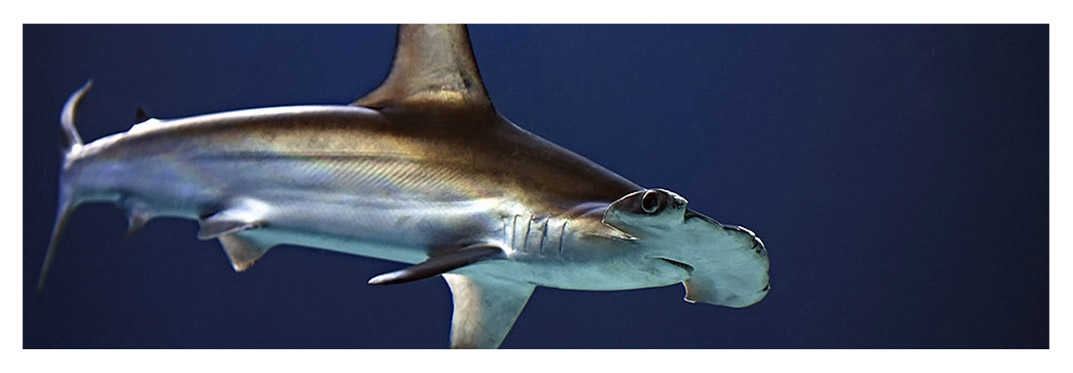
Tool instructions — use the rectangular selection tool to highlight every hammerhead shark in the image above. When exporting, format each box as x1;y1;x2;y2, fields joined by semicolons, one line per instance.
40;24;769;348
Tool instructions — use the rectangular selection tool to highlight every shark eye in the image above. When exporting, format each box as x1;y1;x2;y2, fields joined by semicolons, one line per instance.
641;190;661;214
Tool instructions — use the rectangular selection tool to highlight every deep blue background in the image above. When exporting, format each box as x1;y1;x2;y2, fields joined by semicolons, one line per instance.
23;25;1048;348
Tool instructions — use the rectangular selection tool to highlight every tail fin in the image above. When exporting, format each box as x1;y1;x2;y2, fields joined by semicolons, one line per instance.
60;80;90;150
38;190;75;292
38;80;92;292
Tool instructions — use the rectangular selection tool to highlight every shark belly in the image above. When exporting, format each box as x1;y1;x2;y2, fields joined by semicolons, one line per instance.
69;143;518;266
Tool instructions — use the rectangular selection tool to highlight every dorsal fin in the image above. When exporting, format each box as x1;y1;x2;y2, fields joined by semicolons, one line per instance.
353;24;494;114
135;106;151;123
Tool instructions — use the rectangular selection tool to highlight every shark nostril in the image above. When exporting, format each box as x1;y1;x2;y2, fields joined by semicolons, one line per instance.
762;284;770;292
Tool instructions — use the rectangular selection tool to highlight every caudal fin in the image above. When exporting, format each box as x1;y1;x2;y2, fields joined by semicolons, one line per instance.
59;80;90;151
38;191;75;292
38;80;92;292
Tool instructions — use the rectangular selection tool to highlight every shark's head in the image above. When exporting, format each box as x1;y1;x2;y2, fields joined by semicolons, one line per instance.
603;189;770;308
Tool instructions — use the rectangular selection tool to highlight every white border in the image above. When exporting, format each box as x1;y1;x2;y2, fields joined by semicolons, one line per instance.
5;1;1068;373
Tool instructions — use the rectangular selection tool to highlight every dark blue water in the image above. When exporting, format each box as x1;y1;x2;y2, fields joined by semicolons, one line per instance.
23;25;1048;348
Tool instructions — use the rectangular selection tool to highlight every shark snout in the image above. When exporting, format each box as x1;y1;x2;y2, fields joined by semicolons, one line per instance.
725;224;766;256
671;194;687;209
675;216;770;308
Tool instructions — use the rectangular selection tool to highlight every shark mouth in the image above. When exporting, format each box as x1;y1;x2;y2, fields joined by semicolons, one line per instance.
657;257;695;275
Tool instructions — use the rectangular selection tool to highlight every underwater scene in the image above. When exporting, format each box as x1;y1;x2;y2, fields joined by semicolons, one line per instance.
23;24;1047;348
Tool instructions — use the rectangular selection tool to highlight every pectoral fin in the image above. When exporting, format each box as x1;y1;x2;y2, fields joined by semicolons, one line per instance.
367;243;506;285
442;273;534;349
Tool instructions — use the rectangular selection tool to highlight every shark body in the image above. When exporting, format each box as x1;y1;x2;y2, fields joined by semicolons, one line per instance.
40;25;769;348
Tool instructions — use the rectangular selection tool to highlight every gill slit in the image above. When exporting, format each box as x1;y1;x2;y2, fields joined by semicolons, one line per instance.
559;221;566;255
523;215;532;252
502;217;509;251
511;215;518;250
538;218;548;254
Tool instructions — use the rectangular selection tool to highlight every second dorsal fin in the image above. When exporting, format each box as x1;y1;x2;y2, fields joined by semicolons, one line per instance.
353;24;494;114
135;106;151;123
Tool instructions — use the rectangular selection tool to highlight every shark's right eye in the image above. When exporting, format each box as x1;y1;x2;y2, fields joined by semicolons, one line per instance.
641;190;661;214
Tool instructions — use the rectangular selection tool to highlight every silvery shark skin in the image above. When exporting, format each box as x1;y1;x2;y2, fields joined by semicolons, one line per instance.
42;25;769;348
